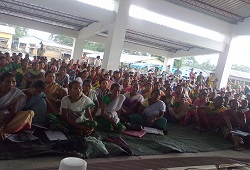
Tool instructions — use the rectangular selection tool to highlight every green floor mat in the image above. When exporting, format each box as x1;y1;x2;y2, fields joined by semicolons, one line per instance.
100;124;233;156
0;124;233;160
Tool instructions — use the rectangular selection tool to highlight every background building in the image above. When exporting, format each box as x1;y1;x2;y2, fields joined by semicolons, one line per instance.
18;36;72;59
0;25;15;51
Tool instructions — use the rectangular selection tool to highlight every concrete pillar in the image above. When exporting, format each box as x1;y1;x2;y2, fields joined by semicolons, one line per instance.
215;44;232;89
163;57;175;71
163;57;168;72
72;38;85;61
102;0;131;71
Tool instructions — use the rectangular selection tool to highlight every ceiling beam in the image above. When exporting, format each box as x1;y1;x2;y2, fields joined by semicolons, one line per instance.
171;48;217;58
20;0;116;23
78;22;114;39
169;0;244;22
87;35;170;56
128;17;227;52
0;14;78;38
131;0;234;36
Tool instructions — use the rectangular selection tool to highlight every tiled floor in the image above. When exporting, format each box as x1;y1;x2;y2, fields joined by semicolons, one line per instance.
0;150;250;170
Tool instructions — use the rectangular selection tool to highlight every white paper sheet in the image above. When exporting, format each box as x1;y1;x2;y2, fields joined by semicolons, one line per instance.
45;131;67;141
143;127;164;135
231;130;250;137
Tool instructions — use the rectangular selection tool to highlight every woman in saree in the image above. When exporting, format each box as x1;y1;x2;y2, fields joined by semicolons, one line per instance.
153;82;165;97
95;78;110;105
161;86;175;117
82;79;100;117
0;72;34;140
95;83;126;132
44;70;67;114
166;92;190;124
120;77;131;94
129;90;167;132
197;96;226;131
75;70;89;85
221;99;247;150
104;73;114;90
120;83;144;122
15;59;29;88
162;87;174;105
22;62;45;89
184;91;208;126
47;81;97;136
141;82;153;99
55;66;69;88
0;56;11;75
23;80;47;126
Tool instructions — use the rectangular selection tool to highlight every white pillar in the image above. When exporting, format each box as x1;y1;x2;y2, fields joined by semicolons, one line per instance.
164;57;175;71
163;57;168;72
72;38;85;61
215;44;232;89
102;0;131;71
162;53;172;71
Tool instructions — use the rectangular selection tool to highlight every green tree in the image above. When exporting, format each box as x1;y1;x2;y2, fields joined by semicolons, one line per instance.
83;41;105;52
49;34;74;46
14;26;28;38
0;23;28;38
123;49;149;56
200;59;215;71
49;34;106;51
173;59;182;68
180;56;216;71
232;64;250;73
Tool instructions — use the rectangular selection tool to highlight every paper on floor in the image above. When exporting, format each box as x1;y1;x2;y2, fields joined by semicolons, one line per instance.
45;131;67;141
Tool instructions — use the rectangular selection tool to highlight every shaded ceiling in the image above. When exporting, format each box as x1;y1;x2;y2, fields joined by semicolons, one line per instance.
96;29;204;53
0;0;98;31
164;0;250;24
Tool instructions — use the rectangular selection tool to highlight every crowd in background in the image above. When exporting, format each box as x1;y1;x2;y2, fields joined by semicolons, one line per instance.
0;51;250;151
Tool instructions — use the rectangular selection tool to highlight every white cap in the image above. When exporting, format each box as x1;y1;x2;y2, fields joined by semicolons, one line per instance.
59;157;87;170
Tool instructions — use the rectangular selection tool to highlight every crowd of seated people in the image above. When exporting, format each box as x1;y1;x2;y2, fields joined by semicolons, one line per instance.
0;51;250;151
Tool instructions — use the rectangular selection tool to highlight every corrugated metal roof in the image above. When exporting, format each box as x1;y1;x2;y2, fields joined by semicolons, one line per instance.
0;0;98;31
96;29;204;53
164;0;250;24
230;69;250;80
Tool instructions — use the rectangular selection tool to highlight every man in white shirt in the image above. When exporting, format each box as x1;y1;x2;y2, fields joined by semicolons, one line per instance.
94;55;102;67
80;53;89;65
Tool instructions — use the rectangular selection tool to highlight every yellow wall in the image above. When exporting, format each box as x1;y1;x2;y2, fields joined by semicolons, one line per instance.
0;32;13;50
